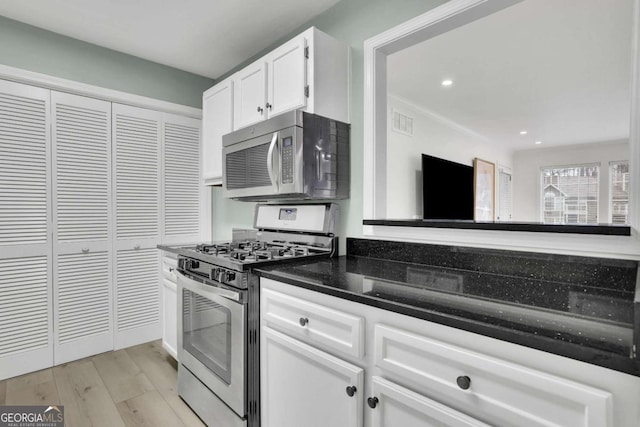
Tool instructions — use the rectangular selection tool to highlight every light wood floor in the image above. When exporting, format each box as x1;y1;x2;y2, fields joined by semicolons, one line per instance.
0;340;205;427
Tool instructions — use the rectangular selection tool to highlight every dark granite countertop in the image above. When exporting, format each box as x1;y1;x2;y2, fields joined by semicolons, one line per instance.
256;240;640;376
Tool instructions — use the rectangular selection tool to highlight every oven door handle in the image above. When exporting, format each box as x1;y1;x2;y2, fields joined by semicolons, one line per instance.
177;270;241;302
267;131;279;188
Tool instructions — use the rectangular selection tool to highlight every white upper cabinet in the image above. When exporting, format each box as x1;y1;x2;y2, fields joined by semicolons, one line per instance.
202;26;349;185
202;78;233;185
266;36;307;118
233;62;267;130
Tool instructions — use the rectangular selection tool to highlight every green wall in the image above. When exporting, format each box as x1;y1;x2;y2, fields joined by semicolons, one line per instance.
0;15;213;108
211;0;448;250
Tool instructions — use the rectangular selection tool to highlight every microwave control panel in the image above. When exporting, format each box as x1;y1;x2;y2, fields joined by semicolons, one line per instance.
281;136;294;183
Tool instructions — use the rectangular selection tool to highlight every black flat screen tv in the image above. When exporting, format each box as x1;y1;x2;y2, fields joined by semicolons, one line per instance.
422;154;474;220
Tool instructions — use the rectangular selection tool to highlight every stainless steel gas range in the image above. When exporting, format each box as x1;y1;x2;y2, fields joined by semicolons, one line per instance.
174;203;338;427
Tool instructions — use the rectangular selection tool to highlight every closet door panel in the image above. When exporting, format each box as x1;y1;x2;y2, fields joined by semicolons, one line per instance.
52;91;113;364
112;104;162;349
162;114;202;244
0;80;53;380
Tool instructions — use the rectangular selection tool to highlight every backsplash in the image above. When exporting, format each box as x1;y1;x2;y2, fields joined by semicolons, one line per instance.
346;238;638;294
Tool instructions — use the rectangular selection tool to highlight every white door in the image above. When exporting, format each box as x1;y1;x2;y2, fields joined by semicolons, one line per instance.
161;113;202;244
0;80;53;380
112;104;162;349
202;79;233;185
267;36;307;117
370;376;490;427
233;61;267;130
261;327;364;427
52;91;113;364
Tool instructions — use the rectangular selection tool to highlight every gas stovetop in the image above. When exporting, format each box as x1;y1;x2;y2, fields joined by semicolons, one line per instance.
177;236;335;271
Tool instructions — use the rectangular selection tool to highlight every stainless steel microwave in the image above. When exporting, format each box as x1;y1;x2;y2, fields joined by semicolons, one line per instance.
222;110;349;201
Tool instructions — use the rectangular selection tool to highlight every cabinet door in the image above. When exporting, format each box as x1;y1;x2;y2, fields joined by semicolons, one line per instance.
112;104;162;349
261;327;363;427
162;113;202;244
0;80;53;380
233;61;267;130
52;91;113;364
267;36;307;117
202;79;232;185
370;376;490;427
161;252;178;359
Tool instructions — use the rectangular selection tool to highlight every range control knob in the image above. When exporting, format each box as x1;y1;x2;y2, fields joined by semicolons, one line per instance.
186;260;199;269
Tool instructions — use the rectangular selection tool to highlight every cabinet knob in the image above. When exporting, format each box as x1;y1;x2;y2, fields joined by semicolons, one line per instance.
345;386;357;397
81;247;90;254
367;397;379;409
169;267;174;272
134;244;141;250
456;375;471;390
257;106;264;113
299;317;309;327
266;102;272;110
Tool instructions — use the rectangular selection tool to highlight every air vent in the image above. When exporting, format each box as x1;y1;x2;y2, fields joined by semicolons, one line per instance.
392;109;414;136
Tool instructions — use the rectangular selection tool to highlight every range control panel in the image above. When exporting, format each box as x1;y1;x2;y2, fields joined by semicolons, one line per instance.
281;136;294;184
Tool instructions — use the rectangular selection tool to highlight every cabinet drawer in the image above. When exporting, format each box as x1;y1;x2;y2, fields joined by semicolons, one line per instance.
162;253;178;283
262;288;364;357
370;376;490;427
375;324;612;427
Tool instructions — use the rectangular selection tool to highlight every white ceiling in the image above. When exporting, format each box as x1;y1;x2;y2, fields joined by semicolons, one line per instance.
387;0;634;152
0;0;341;78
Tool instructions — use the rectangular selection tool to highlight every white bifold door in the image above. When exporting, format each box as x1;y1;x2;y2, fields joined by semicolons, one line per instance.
52;91;113;364
0;80;53;379
112;104;162;349
162;113;202;245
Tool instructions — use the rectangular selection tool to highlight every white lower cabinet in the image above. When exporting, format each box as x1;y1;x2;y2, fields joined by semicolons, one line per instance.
261;327;363;427
260;278;640;427
161;251;178;359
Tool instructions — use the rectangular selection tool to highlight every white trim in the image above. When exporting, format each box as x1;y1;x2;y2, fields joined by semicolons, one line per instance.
0;63;202;119
362;0;640;258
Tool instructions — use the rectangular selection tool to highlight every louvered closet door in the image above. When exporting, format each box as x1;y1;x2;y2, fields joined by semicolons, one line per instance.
52;91;113;364
162;113;202;244
0;80;53;380
112;104;162;349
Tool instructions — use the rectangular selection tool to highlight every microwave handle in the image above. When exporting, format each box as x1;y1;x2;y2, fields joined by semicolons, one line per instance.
267;131;279;188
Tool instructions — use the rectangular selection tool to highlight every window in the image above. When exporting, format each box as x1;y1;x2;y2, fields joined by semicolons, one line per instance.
541;164;599;224
610;161;629;224
497;170;512;222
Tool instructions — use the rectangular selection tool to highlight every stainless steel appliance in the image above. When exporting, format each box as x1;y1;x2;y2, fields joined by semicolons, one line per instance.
175;203;339;427
222;110;350;201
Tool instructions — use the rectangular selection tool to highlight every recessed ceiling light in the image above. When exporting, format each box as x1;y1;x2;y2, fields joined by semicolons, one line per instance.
441;79;453;87
519;130;528;135
535;141;542;145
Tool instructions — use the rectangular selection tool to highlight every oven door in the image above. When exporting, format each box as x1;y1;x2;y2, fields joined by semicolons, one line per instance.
177;271;246;417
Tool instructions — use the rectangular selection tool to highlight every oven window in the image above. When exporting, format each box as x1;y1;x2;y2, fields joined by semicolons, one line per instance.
182;289;232;384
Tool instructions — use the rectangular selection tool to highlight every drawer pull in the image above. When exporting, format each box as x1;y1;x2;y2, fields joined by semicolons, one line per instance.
299;317;309;327
456;375;471;390
345;386;357;397
367;397;379;409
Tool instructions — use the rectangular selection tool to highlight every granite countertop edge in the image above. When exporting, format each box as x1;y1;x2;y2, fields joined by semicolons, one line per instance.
255;267;640;377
